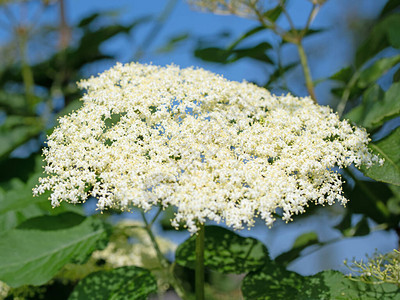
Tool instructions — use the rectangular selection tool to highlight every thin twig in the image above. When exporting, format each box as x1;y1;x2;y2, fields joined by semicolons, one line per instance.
140;210;189;299
280;0;296;31
149;206;163;227
304;4;319;34
249;1;288;39
140;210;169;268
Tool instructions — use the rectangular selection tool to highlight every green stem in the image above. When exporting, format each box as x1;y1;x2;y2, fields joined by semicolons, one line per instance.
17;29;35;110
140;210;188;299
195;223;205;300
296;42;317;103
336;71;360;117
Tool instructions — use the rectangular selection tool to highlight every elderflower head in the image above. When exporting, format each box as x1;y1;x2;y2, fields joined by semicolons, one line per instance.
34;62;380;233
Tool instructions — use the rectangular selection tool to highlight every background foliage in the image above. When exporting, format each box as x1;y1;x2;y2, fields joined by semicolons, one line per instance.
0;0;399;299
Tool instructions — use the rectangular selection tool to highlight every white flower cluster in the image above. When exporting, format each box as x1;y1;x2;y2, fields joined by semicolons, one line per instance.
34;62;380;233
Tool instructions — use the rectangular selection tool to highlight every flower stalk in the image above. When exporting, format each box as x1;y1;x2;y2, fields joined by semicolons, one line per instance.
140;210;188;299
195;223;205;300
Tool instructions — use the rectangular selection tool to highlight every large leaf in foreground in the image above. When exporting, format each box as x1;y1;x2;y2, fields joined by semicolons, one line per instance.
175;225;270;274
0;174;50;216
0;212;109;287
0;115;43;160
242;266;400;300
0;172;84;233
361;127;400;186
69;266;157;300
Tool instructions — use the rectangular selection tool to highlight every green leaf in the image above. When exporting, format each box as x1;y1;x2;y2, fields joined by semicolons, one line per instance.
233;42;273;64
334;212;352;234
387;184;400;214
361;127;400;186
274;232;319;266
242;267;400;300
282;28;325;44
263;5;283;22
194;47;231;63
69;266;157;300
0;212;109;287
77;13;100;28
242;264;304;299
344;105;364;125
393;67;400;82
227;26;266;51
265;62;298;87
0;174;51;233
387;15;400;48
0;202;48;234
0;154;40;183
17;211;85;231
363;82;400;129
160;206;184;230
0;92;38;115
358;55;400;88
344;84;384;127
380;0;400;18
195;42;273;65
0;173;49;215
56;99;83;119
345;180;393;226
356;14;400;67
330;66;354;83
0;115;43;160
353;217;371;236
156;33;190;53
0;166;84;233
331;84;363;102
335;213;373;237
175;225;270;274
